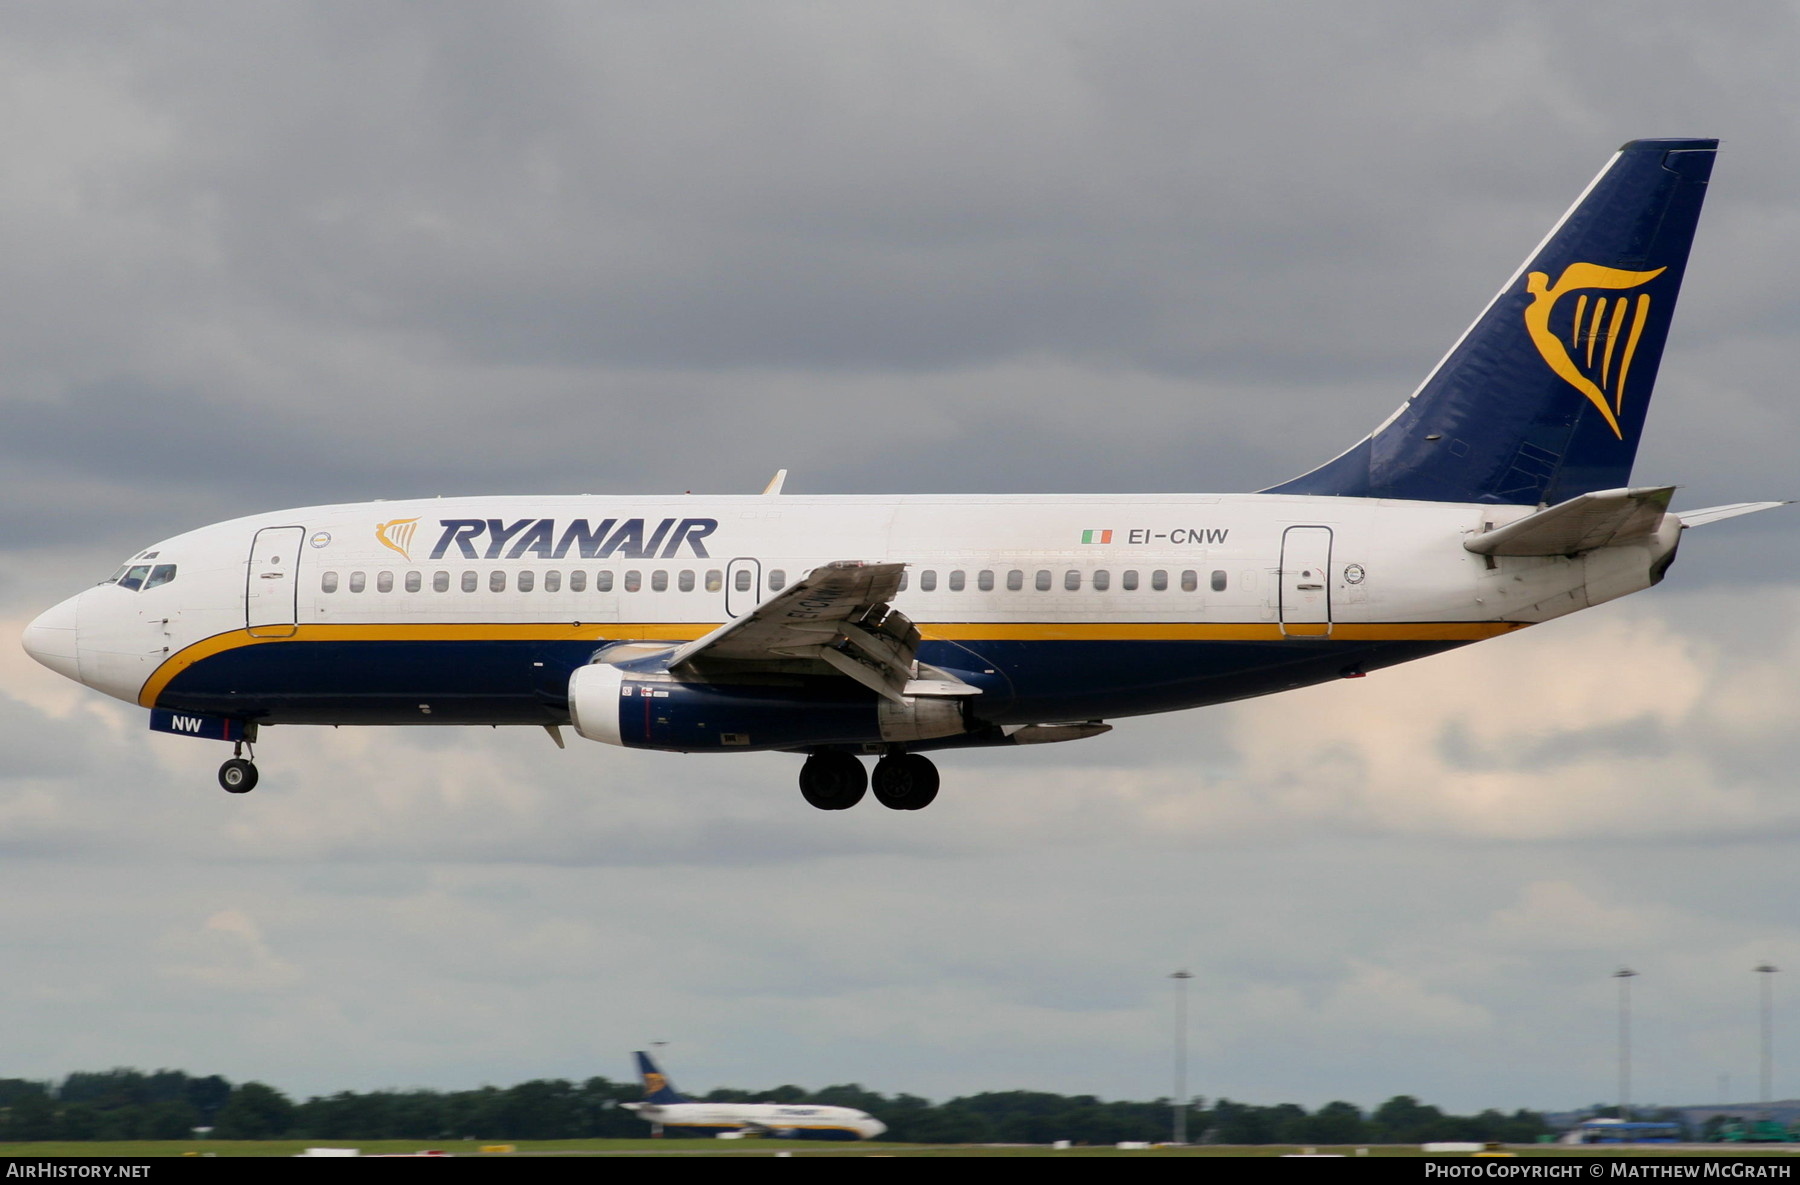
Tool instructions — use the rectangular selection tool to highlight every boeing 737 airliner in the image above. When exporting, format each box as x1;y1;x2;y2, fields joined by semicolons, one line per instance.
621;1050;886;1141
21;139;1780;810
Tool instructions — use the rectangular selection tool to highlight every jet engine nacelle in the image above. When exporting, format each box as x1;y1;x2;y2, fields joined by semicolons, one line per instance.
566;663;970;752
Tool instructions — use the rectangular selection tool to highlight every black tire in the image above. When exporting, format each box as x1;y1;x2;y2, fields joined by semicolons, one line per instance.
872;753;939;810
219;758;258;794
799;753;867;810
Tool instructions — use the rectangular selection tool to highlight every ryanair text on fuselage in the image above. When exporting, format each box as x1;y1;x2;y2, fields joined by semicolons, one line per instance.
428;517;719;562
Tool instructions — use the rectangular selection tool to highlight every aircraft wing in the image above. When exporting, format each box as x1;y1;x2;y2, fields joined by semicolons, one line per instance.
1673;500;1790;528
665;560;976;702
1464;486;1676;557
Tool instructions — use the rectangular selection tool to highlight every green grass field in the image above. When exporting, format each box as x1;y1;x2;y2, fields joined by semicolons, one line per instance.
0;1139;1427;1157
5;1139;1800;1157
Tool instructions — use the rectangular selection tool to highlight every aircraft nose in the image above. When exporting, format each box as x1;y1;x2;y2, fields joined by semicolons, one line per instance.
22;593;82;682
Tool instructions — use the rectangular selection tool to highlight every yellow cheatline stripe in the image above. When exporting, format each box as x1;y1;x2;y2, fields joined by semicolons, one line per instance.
922;621;1525;642
138;618;1530;707
138;621;710;707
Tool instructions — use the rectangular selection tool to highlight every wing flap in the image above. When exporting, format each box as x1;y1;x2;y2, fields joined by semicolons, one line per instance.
664;561;976;700
1465;486;1675;557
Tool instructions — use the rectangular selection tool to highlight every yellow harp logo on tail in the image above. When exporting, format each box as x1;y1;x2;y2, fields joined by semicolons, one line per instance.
1523;262;1666;439
375;517;420;562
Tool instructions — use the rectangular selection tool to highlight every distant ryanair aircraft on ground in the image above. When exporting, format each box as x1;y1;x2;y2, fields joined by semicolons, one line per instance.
22;139;1782;810
621;1050;886;1141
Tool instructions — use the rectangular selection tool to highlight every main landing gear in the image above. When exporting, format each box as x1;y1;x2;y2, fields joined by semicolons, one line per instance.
799;751;939;811
218;738;258;794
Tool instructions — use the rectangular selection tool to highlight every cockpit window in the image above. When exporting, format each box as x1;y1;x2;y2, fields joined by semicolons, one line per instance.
104;560;177;590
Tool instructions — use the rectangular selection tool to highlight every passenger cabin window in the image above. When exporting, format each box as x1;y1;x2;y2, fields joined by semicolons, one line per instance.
518;570;535;592
1211;570;1227;592
920;570;937;592
1093;569;1110;591
569;571;587;592
949;570;965;591
769;569;787;591
678;570;694;592
1151;569;1168;591
735;570;752;592
433;571;449;592
349;572;366;593
1064;570;1081;591
1035;570;1052;591
461;571;478;593
651;570;668;592
596;571;613;592
1122;570;1139;591
489;571;507;593
1007;569;1024;591
1181;570;1198;592
321;571;339;593
405;571;421;593
545;570;561;592
377;571;393;593
624;571;641;592
706;569;723;591
978;570;994;592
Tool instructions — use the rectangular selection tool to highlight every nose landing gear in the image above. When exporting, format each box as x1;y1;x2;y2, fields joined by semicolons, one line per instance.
218;736;258;794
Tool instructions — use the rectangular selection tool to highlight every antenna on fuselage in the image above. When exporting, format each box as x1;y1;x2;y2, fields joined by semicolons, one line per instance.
762;469;789;495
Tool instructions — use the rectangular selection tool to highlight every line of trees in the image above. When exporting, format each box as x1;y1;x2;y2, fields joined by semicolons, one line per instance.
0;1068;1553;1145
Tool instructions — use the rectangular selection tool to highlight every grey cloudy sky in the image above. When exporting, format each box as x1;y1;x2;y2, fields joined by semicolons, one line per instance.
5;1;1800;1116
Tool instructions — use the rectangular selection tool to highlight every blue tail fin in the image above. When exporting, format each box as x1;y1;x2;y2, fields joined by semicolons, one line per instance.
635;1050;690;1104
1266;138;1717;505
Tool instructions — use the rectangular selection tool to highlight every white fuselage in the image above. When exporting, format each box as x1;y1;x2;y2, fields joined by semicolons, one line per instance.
25;490;1679;734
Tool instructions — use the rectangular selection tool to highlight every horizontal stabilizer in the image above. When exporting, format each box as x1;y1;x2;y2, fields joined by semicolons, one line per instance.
1464;486;1674;557
1674;500;1790;528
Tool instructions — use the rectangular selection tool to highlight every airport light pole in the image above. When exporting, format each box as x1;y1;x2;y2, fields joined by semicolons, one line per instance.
1756;965;1779;1108
1615;967;1638;1122
1171;970;1194;1144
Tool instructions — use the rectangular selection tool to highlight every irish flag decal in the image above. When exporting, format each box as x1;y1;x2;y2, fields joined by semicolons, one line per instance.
1081;529;1112;544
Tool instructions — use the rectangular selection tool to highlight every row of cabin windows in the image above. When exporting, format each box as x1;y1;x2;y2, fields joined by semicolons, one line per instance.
321;569;792;595
902;568;1227;593
320;567;1230;595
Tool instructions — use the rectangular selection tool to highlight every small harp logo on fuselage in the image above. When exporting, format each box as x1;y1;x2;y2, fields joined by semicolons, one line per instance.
375;517;420;562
